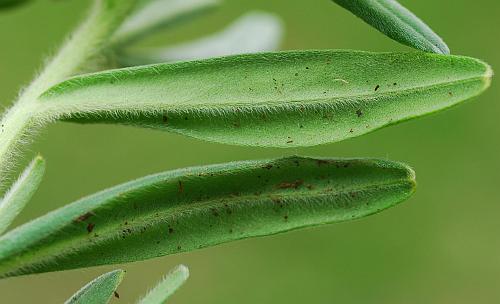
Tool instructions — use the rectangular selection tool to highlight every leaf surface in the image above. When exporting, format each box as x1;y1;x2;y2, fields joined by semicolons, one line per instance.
119;11;283;65
39;50;492;147
113;0;219;46
0;156;45;235
64;269;124;304
0;156;415;277
332;0;449;54
138;265;189;304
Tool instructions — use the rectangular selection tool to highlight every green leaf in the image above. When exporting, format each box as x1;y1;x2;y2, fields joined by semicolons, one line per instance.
64;269;124;304
0;0;29;9
39;50;492;148
138;265;189;304
0;156;45;235
119;11;283;65
0;156;415;278
332;0;449;54
113;0;220;46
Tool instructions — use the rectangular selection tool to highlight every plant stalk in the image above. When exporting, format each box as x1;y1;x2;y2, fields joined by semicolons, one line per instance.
0;0;137;190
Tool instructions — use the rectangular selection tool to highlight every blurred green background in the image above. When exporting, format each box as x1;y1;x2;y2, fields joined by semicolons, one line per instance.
0;0;499;303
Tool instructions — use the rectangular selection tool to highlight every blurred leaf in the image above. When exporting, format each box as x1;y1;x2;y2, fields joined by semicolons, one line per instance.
0;156;45;235
0;0;29;9
0;156;415;277
64;269;124;304
332;0;450;54
113;0;220;46
138;265;189;304
39;50;491;147
119;11;283;65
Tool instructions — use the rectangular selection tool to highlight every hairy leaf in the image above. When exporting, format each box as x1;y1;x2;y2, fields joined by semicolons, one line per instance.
39;50;492;147
64;269;124;304
119;11;283;65
0;156;45;235
332;0;449;54
0;156;415;277
138;265;189;304
113;0;219;46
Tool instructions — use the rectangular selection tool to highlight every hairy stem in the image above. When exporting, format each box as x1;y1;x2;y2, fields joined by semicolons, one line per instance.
0;0;136;189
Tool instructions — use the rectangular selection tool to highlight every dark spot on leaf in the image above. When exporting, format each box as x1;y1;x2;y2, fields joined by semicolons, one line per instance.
177;245;182;250
356;109;363;117
305;67;309;70
349;129;354;133
74;212;95;223
87;223;95;233
169;227;174;234
284;215;289;221
316;159;331;166
393;82;397;86
277;180;304;189
263;164;273;170
295;73;299;76
162;115;168;123
114;291;119;299
375;85;380;91
286;140;293;144
448;92;453;96
178;180;184;193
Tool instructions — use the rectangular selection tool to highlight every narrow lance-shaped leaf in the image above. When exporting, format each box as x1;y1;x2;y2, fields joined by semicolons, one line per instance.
119;11;284;66
64;269;124;304
112;0;220;46
39;50;492;148
332;0;449;54
0;156;45;235
138;265;189;304
0;156;415;278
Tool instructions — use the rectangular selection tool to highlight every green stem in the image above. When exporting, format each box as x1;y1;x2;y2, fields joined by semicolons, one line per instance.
0;0;137;189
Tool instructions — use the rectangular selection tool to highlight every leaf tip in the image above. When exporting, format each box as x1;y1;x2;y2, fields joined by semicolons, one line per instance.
111;268;126;278
483;62;494;89
32;155;46;168
175;264;190;279
434;41;450;55
406;166;417;194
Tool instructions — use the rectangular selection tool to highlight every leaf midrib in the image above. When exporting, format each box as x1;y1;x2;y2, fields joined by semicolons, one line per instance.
36;74;488;118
